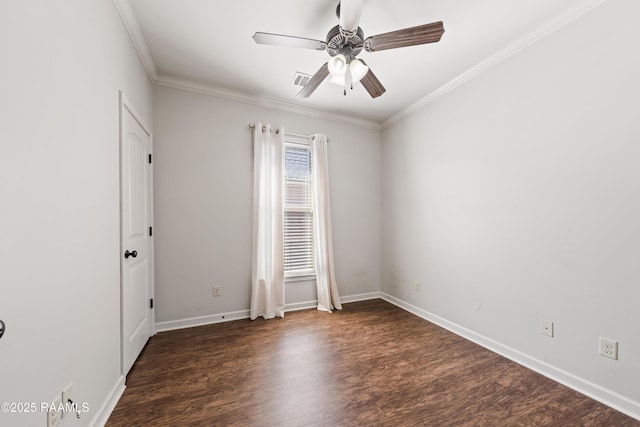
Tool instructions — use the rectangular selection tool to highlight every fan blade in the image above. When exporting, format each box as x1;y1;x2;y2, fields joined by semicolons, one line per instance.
339;0;364;32
252;32;327;51
359;63;386;98
298;63;330;98
364;21;444;52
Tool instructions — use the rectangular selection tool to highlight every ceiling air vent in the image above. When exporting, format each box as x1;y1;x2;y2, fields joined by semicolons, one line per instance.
291;72;312;88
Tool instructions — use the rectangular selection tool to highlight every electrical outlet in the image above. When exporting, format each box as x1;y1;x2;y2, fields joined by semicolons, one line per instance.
541;320;554;337
414;281;421;292
47;396;62;427
61;384;72;419
213;286;221;297
599;337;618;360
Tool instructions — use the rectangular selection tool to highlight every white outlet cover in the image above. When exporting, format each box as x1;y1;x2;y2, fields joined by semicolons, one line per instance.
541;320;554;337
47;396;62;427
61;384;72;419
599;337;618;360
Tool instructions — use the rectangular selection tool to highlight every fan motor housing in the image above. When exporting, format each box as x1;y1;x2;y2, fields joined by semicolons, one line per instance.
326;25;364;58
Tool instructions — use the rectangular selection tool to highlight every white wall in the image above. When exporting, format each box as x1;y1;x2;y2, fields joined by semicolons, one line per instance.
0;1;153;426
381;0;639;418
153;85;381;324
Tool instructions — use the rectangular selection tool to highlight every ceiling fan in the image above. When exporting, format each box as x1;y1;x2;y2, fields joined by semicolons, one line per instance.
252;0;445;98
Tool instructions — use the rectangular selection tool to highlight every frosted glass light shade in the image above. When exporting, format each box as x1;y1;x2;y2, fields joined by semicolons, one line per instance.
328;54;347;76
349;59;369;82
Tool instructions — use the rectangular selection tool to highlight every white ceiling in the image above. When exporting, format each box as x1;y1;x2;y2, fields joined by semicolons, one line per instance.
124;0;601;127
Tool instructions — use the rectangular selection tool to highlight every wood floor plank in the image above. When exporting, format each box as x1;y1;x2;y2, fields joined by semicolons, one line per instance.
107;300;639;426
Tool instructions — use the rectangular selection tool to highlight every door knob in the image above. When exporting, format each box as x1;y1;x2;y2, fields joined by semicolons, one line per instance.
0;320;5;339
124;250;138;259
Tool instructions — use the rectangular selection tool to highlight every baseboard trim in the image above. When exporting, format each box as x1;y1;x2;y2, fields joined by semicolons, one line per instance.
341;291;381;303
284;299;318;312
90;375;126;427
380;292;640;422
155;309;251;332
155;292;382;332
282;291;383;313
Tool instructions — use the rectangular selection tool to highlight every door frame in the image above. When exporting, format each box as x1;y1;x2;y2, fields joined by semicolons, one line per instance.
119;91;155;376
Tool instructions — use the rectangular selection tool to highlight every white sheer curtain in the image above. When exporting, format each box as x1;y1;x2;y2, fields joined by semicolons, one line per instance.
310;133;342;312
250;123;285;320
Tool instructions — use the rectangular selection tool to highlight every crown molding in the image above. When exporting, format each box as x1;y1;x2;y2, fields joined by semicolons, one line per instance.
381;0;609;129
113;0;157;80
154;74;381;131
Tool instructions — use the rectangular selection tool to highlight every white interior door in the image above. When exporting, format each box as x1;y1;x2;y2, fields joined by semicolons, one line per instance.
120;93;154;375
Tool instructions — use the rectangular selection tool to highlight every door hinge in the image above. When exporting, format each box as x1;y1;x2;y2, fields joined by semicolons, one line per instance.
150;298;154;309
148;154;152;164
149;226;153;236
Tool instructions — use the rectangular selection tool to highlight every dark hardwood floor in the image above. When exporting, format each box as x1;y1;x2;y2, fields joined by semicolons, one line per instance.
107;299;639;426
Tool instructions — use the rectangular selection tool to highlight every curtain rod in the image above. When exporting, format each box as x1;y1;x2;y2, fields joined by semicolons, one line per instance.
248;123;279;134
248;123;330;142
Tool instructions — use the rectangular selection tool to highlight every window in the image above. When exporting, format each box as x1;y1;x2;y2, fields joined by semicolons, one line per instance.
283;135;314;278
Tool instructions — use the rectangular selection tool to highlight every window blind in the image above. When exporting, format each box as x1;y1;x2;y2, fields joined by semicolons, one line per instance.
283;142;314;277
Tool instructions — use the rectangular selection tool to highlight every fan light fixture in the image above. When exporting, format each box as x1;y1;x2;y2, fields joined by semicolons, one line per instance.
328;57;369;86
253;0;445;98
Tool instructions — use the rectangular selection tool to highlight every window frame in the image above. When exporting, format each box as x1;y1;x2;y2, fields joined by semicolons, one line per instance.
282;133;315;280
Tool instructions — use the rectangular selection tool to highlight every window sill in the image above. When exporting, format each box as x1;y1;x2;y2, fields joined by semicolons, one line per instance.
285;274;316;283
